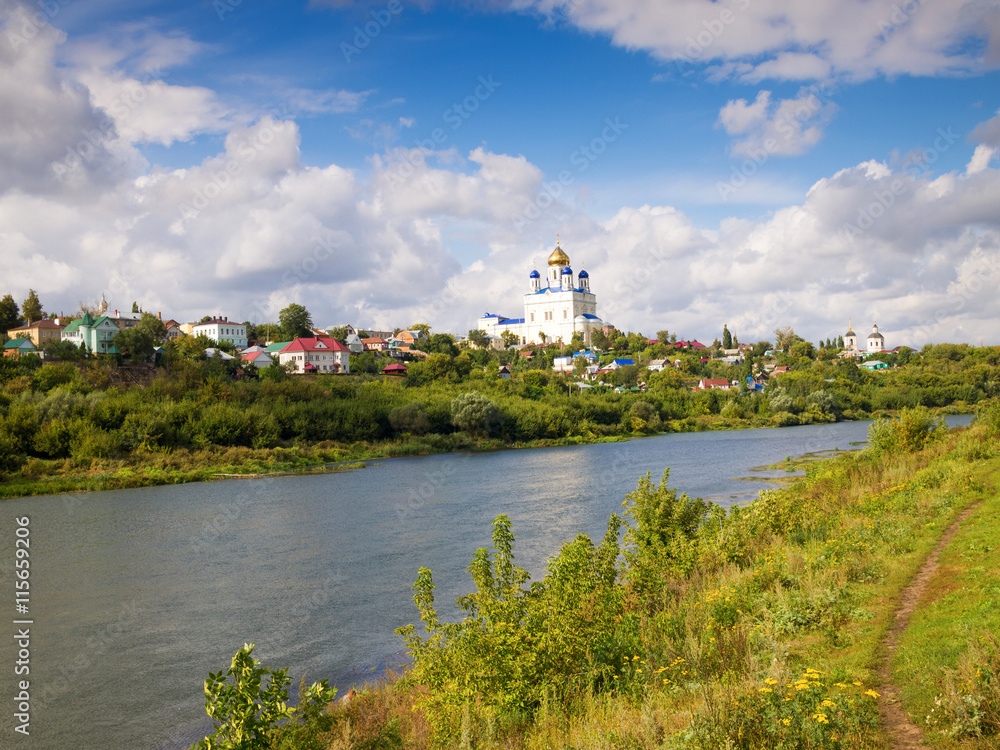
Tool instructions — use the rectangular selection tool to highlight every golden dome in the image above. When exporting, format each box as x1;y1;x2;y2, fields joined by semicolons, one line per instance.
547;241;570;267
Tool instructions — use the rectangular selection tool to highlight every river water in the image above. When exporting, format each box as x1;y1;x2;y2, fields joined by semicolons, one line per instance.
0;416;973;749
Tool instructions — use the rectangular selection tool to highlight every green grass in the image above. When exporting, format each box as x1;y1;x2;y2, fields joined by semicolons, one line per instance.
892;446;1000;748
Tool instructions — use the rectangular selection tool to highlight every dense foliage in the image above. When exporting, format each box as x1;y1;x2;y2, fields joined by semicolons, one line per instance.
0;343;997;493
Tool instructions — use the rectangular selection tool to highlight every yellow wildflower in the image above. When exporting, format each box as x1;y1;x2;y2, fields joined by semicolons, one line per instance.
865;689;880;699
812;713;829;724
759;687;773;693
765;678;779;685
781;718;791;726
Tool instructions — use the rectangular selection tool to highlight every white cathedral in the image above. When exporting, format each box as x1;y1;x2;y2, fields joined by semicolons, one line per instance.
478;240;603;346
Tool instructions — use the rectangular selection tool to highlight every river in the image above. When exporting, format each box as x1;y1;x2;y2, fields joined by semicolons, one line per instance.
0;416;974;748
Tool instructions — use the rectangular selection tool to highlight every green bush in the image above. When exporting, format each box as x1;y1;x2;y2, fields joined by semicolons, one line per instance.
192;643;335;750
397;513;625;743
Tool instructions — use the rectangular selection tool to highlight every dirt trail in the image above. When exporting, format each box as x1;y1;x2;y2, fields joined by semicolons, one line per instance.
876;502;982;750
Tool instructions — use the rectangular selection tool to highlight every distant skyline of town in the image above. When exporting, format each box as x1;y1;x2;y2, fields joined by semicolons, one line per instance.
1;0;998;346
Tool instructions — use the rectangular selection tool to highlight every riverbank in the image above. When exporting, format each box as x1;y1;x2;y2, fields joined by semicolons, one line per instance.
0;405;971;501
263;404;1000;749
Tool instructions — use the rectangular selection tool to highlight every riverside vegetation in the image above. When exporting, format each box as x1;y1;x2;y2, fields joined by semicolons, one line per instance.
192;401;1000;749
0;341;997;499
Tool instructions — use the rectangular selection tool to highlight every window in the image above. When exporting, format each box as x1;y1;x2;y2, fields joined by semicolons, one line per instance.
563;310;567;319
530;313;534;322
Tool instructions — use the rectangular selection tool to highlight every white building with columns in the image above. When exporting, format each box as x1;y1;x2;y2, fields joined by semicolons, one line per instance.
478;240;602;346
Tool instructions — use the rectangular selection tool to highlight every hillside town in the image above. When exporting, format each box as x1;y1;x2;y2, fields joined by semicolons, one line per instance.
1;243;910;391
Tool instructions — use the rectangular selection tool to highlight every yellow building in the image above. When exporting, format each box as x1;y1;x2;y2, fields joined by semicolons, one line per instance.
5;319;66;347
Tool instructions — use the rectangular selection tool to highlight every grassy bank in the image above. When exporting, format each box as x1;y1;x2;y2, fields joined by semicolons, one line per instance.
0;402;969;501
199;402;1000;750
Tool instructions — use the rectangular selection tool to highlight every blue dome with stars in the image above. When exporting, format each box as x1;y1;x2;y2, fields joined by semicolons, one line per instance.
561;266;572;275
578;268;589;279
529;269;540;279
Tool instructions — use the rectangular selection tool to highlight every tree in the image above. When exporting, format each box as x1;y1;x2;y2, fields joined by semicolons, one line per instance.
590;328;609;350
278;303;313;340
539;331;547;344
424;333;460;357
21;289;43;324
722;324;732;349
451;392;501;437
327;326;348;343
137;312;167;342
410;323;431;339
41;339;85;361
773;326;802;353
131;301;140;313
500;330;518;348
0;294;21;334
112;327;155;362
656;330;670;344
467;329;490;349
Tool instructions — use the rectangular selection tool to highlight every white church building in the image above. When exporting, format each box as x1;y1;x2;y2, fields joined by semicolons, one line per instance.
478;240;603;346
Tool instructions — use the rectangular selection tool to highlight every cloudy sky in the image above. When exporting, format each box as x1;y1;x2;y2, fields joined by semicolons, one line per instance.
2;0;999;346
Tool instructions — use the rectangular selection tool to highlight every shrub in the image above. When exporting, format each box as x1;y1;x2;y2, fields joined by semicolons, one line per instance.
192;643;335;750
450;392;501;437
937;633;1000;739
389;402;430;435
622;469;710;589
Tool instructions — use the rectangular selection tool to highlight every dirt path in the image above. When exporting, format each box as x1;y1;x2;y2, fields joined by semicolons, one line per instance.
876;502;982;749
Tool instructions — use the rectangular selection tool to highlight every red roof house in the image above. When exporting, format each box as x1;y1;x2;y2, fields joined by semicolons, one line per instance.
277;337;350;374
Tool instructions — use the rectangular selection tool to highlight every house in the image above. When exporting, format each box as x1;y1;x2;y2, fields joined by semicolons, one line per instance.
240;351;274;368
647;359;669;372
860;359;889;370
382;362;407;376
3;338;38;359
498;365;511;380
61;313;122;354
602;358;635;371
696;378;731;391
192;317;248;349
4;319;65;347
674;340;707;351
277;337;350;374
395;330;425;345
103;309;142;329
164;320;183;341
265;340;292;354
772;365;791;374
204;348;235;360
362;337;389;351
345;333;364;353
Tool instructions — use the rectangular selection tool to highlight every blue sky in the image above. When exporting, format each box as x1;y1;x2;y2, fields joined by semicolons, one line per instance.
2;0;1000;345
